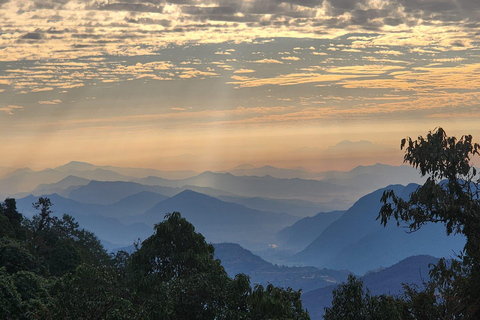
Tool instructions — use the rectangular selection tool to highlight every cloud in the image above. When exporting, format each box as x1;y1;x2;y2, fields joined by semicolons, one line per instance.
252;59;283;64
1;0;479;62
94;2;165;13
228;72;368;88
234;69;255;73
178;68;219;78
0;105;23;115
340;63;480;91
31;87;54;92
20;32;44;40
38;99;62;105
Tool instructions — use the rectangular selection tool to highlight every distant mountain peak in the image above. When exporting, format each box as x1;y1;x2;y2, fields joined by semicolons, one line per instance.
55;161;97;171
173;189;211;199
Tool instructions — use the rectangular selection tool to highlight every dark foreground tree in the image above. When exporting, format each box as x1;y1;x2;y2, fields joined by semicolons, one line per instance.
378;127;480;319
324;274;404;320
130;211;233;319
130;211;310;320
1;199;310;319
51;264;134;320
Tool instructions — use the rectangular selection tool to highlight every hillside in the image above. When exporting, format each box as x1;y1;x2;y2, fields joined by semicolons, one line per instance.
294;184;465;274
302;255;440;320
276;210;345;251
129;190;298;250
15;194;153;247
214;243;349;293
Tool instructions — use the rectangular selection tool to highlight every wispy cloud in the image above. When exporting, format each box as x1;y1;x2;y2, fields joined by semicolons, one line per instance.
0;105;23;115
38;99;62;105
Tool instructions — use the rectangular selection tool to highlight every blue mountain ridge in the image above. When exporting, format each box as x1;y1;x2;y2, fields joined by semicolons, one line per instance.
293;184;465;274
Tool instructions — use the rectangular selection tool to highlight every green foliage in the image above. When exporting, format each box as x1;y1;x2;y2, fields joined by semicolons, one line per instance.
130;211;310;320
0;267;22;319
131;211;221;280
0;200;311;319
324;274;403;320
51;264;134;320
0;213;15;238
13;271;52;319
0;237;38;274
1;198;25;240
26;198;110;277
247;284;310;320
400;282;446;320
131;212;234;319
378;127;480;319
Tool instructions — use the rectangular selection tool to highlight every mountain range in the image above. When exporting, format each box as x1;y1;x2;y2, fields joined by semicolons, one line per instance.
126;190;297;250
2;161;426;209
3;160;462;278
293;184;465;274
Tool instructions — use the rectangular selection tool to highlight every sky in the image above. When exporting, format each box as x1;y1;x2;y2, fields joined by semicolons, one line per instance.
1;0;480;172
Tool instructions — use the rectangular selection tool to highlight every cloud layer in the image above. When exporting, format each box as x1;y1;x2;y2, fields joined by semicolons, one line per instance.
1;0;479;170
1;0;479;60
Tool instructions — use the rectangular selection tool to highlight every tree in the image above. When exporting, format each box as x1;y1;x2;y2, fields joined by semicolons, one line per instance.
378;127;480;319
51;264;134;320
247;283;310;320
129;212;311;320
0;198;25;240
130;211;233;319
324;274;403;320
0;267;22;319
0;237;38;274
13;271;52;319
32;197;53;232
26;198;110;277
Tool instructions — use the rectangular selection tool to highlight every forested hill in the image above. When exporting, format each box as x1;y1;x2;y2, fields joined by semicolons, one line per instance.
0;197;310;319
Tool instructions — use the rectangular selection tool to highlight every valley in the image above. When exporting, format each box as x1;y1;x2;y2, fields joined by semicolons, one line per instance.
1;160;462;319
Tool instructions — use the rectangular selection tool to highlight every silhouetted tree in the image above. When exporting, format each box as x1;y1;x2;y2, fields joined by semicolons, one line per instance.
324;274;403;320
378;127;480;319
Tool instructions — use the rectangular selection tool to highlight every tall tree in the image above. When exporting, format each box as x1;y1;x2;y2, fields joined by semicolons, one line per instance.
130;212;310;320
130;211;233;319
378;127;480;318
324;274;403;320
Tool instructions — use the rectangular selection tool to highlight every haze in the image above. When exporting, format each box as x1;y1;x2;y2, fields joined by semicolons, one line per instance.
1;0;479;171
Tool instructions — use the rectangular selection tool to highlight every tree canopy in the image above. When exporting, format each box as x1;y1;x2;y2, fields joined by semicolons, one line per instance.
377;127;480;319
325;128;480;319
0;201;310;319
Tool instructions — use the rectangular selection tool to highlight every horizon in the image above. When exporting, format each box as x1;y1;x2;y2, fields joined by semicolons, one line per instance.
1;157;408;174
1;132;479;172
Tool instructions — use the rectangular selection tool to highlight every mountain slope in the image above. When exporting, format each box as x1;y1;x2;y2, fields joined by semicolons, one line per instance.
129;190;298;250
15;194;152;246
294;184;465;274
179;172;358;203
221;165;325;180
214;243;349;293
276;210;345;251
0;167;133;195
324;163;426;189
217;195;339;217
67;181;175;205
32;175;91;196
55;161;198;179
302;255;440;320
103;191;169;217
